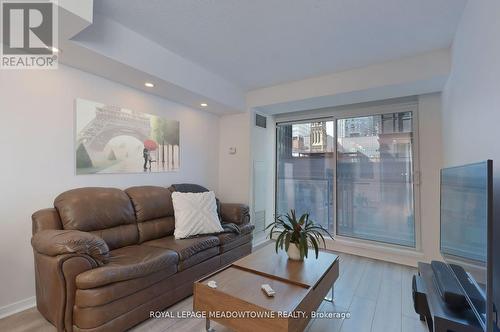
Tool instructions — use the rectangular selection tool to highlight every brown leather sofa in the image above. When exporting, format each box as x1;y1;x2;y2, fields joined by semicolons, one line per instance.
31;185;254;332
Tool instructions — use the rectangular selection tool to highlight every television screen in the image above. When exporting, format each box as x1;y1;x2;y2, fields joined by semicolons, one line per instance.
440;160;492;330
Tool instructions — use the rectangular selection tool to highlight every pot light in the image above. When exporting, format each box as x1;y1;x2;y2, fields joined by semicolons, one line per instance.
144;82;155;88
200;103;208;107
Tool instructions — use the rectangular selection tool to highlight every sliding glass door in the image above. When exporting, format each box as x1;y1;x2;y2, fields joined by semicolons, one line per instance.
276;120;335;232
275;109;416;247
336;112;415;247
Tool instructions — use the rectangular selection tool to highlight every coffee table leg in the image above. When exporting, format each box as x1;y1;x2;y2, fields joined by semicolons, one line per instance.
324;285;334;302
206;318;215;332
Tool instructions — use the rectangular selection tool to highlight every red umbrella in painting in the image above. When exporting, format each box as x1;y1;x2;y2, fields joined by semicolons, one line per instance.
143;139;158;151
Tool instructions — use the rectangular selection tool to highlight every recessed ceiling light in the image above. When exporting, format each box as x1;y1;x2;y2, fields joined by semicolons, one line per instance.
144;82;155;88
200;103;208;107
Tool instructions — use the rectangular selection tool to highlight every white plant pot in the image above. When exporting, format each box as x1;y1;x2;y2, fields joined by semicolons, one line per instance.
287;244;303;261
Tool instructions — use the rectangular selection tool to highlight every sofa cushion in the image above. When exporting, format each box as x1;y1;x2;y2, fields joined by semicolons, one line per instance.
76;245;178;289
142;235;219;270
219;233;253;253
73;255;222;329
88;225;140;251
178;247;219;271
54;187;138;250
142;235;219;260
217;224;255;253
134;216;175;243
218;223;255;243
75;267;172;308
125;186;175;242
220;203;250;225
125;186;174;222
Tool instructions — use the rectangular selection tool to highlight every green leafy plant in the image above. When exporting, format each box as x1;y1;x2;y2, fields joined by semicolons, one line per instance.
266;210;333;259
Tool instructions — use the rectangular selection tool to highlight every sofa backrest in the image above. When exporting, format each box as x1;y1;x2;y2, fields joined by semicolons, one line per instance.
32;208;63;235
54;187;138;250
125;186;175;243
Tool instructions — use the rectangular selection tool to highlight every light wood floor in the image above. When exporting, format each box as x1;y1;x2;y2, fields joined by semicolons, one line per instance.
0;252;428;332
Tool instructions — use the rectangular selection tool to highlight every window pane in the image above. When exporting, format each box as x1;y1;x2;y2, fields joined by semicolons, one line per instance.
336;113;415;247
276;121;334;232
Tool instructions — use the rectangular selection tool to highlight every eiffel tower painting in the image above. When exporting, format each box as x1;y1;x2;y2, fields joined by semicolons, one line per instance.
75;98;180;174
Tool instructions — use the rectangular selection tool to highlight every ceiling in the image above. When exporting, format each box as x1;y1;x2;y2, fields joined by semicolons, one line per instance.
94;0;467;91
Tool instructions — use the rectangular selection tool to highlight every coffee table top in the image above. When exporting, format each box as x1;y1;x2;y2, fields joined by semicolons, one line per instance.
199;266;310;312
233;244;339;288
193;244;339;332
195;244;339;313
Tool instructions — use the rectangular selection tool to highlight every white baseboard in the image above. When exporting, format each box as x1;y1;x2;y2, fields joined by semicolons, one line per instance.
253;238;272;251
263;237;426;267
325;237;425;267
0;296;36;320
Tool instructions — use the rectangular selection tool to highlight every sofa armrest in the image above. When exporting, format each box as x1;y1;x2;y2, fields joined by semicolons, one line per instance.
33;252;97;331
220;203;250;225
32;230;110;266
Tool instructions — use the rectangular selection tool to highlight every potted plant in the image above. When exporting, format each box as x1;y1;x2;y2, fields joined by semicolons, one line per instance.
266;210;333;261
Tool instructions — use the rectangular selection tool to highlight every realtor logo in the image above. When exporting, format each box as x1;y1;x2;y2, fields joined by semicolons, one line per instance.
1;0;58;69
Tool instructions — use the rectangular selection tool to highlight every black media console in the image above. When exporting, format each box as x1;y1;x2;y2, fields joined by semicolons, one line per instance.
412;262;483;332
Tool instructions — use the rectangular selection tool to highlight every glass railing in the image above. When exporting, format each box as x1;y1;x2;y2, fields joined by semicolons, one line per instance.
276;177;333;233
336;179;415;247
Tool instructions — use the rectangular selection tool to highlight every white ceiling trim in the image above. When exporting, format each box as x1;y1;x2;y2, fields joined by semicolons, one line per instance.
246;49;451;115
56;1;246;114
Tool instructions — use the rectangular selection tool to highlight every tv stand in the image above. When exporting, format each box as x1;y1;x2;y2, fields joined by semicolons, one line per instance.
412;262;483;332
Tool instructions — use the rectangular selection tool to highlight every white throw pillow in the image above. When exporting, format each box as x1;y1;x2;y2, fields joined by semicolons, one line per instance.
172;191;224;239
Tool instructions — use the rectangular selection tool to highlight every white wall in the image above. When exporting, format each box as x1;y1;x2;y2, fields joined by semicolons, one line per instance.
217;112;251;204
249;112;276;238
0;65;220;313
442;0;500;167
417;93;443;263
441;5;500;321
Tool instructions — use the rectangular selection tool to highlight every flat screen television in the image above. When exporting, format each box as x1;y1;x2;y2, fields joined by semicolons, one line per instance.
440;160;493;331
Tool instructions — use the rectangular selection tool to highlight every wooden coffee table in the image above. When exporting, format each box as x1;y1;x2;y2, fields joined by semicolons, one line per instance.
193;244;339;332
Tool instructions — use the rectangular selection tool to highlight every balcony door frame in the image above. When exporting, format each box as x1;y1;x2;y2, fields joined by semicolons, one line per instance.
274;100;422;251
